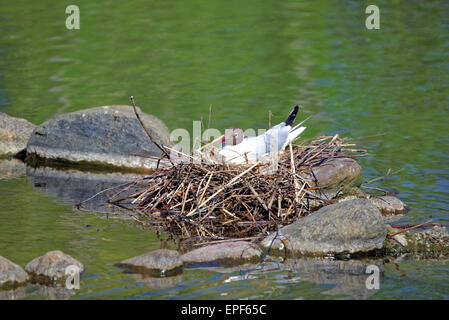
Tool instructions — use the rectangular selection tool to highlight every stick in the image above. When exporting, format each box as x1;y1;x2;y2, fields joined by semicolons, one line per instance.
186;162;259;216
389;219;433;237
198;171;214;204
130;96;174;165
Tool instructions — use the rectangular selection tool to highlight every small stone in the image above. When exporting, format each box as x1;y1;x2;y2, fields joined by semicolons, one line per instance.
305;158;363;200
117;249;183;274
0;113;36;156
0;256;29;288
369;196;406;216
181;241;262;265
25;250;84;282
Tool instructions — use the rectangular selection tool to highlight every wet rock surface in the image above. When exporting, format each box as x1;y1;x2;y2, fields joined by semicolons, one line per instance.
117;249;183;275
261;199;386;255
0;256;29;288
26;105;172;171
0;112;36;156
182;241;262;265
25;250;84;283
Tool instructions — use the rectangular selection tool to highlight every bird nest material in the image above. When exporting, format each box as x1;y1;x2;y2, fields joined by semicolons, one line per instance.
106;134;367;242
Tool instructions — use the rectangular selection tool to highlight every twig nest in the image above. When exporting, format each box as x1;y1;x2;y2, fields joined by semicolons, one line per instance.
25;250;84;283
0;256;29;288
182;241;262;265
260;199;386;255
117;249;183;276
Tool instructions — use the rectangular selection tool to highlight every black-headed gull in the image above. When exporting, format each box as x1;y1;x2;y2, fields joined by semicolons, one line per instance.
219;106;308;164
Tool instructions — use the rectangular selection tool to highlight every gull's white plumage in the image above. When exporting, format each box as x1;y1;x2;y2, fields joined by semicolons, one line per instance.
219;107;308;164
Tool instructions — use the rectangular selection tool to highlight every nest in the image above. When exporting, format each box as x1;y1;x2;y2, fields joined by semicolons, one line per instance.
105;134;367;242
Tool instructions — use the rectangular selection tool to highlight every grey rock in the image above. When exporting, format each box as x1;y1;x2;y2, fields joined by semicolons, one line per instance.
0;112;36;156
182;241;262;265
260;199;386;255
26;105;172;171
25;250;84;282
369;195;406;216
0;256;29;288
117;249;183;274
306;158;363;200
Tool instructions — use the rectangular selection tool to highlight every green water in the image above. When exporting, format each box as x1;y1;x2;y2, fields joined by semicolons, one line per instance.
0;0;448;299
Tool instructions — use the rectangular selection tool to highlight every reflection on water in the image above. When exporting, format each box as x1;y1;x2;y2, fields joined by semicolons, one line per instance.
284;258;384;300
26;165;146;214
0;0;448;299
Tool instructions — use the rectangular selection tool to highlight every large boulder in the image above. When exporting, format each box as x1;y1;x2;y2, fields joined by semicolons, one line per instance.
117;249;183;275
260;199;386;255
26;105;172;171
182;241;262;265
0;256;29;288
25;250;84;283
0;112;36;157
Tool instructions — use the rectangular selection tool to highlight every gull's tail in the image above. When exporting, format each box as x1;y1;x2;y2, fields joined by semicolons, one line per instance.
284;105;299;126
281;115;311;149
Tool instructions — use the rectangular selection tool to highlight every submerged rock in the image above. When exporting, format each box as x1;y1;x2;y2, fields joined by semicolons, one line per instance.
0;256;29;288
26;105;172;171
182;241;262;265
117;249;183;275
260;199;386;255
25;250;84;283
0;112;36;157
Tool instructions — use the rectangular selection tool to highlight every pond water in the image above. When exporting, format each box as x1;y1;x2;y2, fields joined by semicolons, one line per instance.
0;0;448;299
